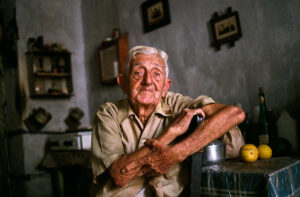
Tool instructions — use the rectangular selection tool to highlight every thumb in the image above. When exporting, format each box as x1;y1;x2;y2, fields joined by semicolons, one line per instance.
151;140;165;150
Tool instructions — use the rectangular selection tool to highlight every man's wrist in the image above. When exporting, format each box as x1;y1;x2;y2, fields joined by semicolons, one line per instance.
157;127;177;146
170;144;188;163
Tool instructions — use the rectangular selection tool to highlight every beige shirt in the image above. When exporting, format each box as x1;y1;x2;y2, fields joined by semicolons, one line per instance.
91;91;243;197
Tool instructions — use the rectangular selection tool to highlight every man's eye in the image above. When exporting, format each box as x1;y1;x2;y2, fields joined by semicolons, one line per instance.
153;72;161;77
134;71;143;78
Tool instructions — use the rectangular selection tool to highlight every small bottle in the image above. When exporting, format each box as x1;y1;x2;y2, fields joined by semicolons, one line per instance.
258;87;269;144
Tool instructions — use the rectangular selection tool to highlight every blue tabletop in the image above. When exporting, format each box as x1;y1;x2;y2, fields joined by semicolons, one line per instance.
191;157;300;197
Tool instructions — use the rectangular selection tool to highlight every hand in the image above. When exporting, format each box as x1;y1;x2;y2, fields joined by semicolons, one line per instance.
144;140;179;176
135;139;180;176
121;139;161;177
121;139;179;177
120;147;152;174
135;165;158;177
168;108;205;138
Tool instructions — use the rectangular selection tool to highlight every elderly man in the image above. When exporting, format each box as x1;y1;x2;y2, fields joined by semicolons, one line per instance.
91;46;245;197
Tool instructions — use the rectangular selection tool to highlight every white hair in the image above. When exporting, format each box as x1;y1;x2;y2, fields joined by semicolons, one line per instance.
123;46;169;78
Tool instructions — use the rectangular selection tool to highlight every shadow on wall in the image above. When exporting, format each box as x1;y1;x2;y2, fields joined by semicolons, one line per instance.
286;96;300;146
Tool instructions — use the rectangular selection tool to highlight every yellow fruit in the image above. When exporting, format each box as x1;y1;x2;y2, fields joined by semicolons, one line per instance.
258;144;272;159
240;144;259;162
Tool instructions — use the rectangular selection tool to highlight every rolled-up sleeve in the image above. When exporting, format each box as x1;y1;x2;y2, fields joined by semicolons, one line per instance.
165;92;215;114
91;103;124;183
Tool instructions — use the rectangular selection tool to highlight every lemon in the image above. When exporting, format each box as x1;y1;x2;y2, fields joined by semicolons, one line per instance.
258;144;272;159
240;144;259;162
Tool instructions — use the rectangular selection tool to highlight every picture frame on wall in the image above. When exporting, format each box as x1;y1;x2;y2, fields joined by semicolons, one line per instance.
141;0;171;33
210;7;242;50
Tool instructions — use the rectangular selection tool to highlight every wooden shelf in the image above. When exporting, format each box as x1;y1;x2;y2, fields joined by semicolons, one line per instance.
34;72;71;77
26;50;74;98
31;93;73;98
26;50;70;56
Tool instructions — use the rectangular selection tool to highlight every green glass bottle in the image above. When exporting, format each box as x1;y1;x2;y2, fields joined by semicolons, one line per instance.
258;87;269;145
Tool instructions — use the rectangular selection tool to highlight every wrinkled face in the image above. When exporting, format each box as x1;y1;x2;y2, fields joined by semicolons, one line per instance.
126;54;171;107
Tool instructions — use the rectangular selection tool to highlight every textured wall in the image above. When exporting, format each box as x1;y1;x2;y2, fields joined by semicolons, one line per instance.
14;0;300;131
82;0;300;122
81;0;123;123
16;0;90;131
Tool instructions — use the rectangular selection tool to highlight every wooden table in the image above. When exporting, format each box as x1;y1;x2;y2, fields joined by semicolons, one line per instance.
190;155;300;197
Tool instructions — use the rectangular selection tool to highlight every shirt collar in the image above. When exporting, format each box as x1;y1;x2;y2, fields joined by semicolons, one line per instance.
117;98;173;124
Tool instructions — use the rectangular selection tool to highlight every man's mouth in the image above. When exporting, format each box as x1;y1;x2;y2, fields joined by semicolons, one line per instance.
140;88;154;92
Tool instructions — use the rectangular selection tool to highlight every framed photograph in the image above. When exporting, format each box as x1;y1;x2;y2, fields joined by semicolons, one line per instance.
210;9;242;49
142;0;171;33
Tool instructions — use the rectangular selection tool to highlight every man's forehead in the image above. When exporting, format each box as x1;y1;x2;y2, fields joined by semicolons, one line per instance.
131;54;165;67
132;62;164;69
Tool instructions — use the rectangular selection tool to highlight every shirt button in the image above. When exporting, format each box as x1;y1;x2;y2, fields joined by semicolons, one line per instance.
141;138;146;144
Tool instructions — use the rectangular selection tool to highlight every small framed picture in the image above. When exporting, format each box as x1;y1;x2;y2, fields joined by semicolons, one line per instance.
210;8;242;49
141;0;171;33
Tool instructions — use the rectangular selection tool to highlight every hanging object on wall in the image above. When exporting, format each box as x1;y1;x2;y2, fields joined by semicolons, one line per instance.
64;107;84;131
209;7;242;50
98;33;128;85
141;0;171;33
24;107;52;132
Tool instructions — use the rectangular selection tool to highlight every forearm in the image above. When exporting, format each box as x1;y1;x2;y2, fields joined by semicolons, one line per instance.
108;146;150;187
156;107;208;146
155;128;177;146
156;103;228;146
111;127;182;182
172;105;245;162
117;105;245;179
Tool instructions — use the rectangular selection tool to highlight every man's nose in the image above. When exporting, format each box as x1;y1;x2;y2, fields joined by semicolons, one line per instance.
143;71;152;85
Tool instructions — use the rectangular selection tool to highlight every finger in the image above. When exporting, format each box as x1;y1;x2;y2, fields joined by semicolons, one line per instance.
180;109;197;122
179;108;190;118
145;170;161;177
135;165;151;177
150;164;168;175
122;147;153;173
136;170;143;177
193;108;205;119
141;166;152;174
121;158;147;173
151;140;165;149
183;108;190;113
147;153;168;165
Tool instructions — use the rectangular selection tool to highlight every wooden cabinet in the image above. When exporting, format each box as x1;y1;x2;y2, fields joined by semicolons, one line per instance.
98;33;128;84
26;51;73;98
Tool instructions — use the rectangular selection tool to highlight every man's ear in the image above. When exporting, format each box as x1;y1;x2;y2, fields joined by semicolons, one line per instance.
162;78;172;97
117;74;128;94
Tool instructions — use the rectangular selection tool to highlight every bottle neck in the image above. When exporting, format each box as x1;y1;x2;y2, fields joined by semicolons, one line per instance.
259;96;265;105
258;95;268;123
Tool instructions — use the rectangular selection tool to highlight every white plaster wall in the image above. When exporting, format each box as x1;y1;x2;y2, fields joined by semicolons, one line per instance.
16;0;90;131
82;0;300;122
13;0;300;130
